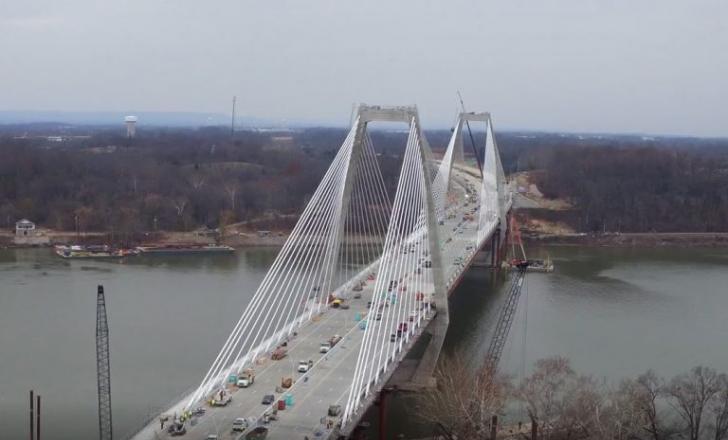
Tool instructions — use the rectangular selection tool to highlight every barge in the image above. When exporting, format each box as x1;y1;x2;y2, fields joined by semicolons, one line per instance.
135;243;235;255
55;245;138;259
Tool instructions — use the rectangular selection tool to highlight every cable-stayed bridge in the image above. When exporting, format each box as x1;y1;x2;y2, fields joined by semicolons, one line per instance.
130;104;513;440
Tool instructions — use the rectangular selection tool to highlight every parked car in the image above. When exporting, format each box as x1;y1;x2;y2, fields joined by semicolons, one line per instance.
261;394;275;405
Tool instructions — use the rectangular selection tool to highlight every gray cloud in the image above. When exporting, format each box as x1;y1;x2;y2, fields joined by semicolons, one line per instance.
1;0;726;136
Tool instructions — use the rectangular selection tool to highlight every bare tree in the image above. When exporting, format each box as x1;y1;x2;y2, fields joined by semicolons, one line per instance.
711;375;728;440
218;209;236;241
172;196;189;230
515;356;576;440
557;375;603;440
189;173;206;190
172;196;188;218
225;181;240;211
668;366;722;440
417;353;510;439
637;370;669;440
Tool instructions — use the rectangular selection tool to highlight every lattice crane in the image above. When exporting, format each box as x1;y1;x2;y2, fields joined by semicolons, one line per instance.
96;285;113;440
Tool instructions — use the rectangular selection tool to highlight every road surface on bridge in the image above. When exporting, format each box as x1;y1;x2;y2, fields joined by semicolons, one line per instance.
131;168;491;440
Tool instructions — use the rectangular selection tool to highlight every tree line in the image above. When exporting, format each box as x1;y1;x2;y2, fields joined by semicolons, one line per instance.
0;127;334;238
529;146;728;232
2;124;727;238
420;355;728;440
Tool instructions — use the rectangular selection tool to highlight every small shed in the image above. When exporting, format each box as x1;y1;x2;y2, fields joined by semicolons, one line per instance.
15;219;36;237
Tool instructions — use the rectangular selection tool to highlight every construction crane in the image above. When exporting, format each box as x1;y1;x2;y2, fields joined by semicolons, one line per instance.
96;285;113;440
484;217;529;371
484;268;526;371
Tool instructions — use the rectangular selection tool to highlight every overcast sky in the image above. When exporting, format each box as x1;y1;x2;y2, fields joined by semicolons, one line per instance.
1;1;726;136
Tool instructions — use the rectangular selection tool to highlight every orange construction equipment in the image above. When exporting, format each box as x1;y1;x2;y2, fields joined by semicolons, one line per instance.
509;216;528;266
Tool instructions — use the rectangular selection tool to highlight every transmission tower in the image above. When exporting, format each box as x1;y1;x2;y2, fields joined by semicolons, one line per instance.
96;285;113;440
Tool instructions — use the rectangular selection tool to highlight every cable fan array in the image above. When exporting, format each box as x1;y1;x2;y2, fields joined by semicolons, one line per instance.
343;119;439;423
478;118;501;246
186;119;392;408
182;107;509;427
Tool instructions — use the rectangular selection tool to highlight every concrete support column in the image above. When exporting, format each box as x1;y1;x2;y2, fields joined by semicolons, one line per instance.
410;116;448;387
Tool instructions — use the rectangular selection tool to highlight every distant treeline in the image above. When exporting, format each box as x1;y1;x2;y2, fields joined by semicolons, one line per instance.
1;124;727;237
528;144;728;232
0;126;416;241
0;127;332;239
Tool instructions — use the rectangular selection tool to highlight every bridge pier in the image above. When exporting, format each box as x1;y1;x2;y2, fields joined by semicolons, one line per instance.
490;227;502;268
408;310;448;388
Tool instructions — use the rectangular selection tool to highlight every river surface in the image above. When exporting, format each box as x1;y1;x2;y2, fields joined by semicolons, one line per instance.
1;246;728;439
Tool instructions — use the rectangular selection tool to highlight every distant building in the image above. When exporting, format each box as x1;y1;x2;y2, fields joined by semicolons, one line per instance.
13;219;49;245
265;135;297;152
15;219;36;237
125;115;138;139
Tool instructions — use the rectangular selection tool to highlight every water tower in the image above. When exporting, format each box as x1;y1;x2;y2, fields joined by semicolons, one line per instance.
124;115;137;139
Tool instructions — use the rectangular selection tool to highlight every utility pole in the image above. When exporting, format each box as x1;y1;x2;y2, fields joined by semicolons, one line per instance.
29;390;41;440
231;96;237;141
29;390;33;440
96;285;113;440
36;394;40;440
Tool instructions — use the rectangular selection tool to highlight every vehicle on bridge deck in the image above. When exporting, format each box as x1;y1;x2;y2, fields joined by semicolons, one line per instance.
232;417;249;432
297;360;313;373
271;347;287;360
209;389;232;406
167;422;186;436
237;368;255;387
320;334;342;353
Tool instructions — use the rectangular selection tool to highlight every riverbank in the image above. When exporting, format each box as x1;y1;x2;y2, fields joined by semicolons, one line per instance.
526;231;728;247
0;228;289;250
6;228;728;251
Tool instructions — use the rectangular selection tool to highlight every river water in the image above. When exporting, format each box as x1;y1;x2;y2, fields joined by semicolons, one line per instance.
1;246;727;439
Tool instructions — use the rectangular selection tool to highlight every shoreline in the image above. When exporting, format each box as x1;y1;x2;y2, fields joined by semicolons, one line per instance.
5;230;728;251
525;231;728;248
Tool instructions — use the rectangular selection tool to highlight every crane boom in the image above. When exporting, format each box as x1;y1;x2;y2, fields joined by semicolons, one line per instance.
484;269;526;370
96;285;113;440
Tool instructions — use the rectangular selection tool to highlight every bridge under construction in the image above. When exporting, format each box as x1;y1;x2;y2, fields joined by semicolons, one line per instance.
129;104;515;440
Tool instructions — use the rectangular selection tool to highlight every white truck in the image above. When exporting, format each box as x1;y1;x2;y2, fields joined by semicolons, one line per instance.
298;360;313;373
237;369;255;388
320;335;342;353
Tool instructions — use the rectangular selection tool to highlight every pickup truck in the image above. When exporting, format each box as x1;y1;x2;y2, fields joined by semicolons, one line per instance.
320;335;342;353
237;369;255;387
298;360;313;373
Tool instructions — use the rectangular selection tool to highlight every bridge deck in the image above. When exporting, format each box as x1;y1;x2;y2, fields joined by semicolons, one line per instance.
131;169;494;440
